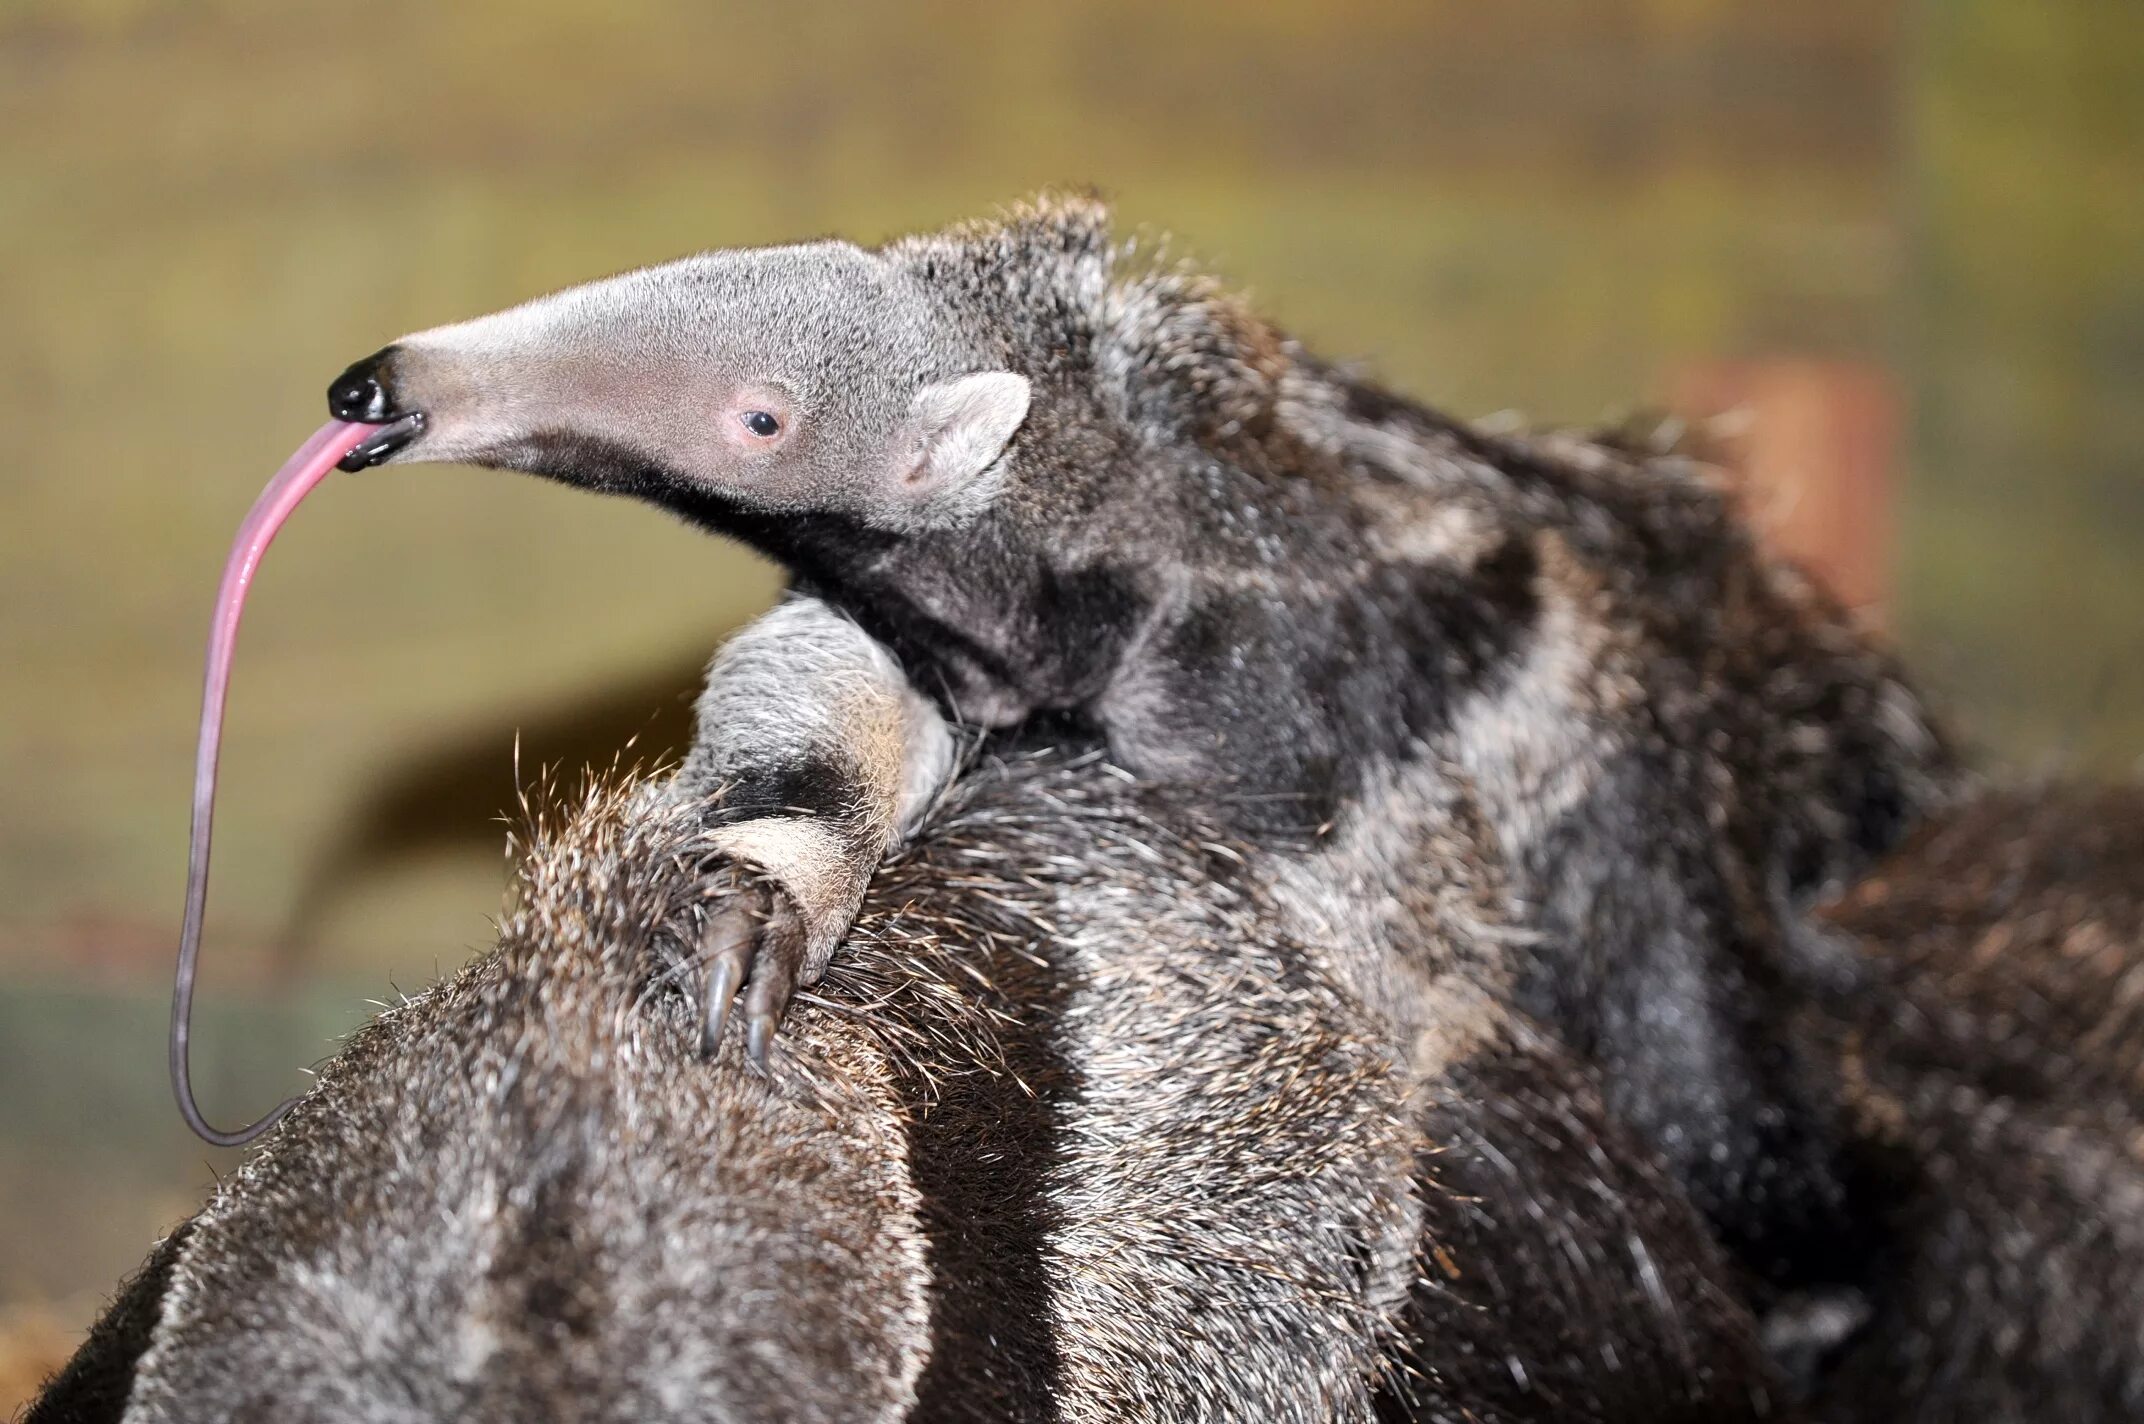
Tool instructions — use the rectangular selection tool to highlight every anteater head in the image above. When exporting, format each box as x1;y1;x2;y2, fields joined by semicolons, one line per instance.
329;227;1049;535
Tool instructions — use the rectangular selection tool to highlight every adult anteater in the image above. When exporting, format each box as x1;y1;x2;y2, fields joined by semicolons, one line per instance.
33;748;1784;1423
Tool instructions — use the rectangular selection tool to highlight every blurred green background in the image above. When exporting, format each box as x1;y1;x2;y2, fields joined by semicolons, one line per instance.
1;0;2138;1396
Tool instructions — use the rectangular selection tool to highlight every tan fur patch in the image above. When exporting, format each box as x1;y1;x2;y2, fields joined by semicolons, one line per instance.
709;816;865;948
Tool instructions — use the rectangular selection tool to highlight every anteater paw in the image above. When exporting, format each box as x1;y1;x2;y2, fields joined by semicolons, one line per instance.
695;878;811;1067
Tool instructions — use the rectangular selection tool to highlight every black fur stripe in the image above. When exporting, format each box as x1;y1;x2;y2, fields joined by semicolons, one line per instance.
703;755;867;829
893;912;1079;1421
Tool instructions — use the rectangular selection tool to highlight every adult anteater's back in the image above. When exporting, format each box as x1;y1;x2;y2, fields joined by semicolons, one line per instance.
30;750;1780;1424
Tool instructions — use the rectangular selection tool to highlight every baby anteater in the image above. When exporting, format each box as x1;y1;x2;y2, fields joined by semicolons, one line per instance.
321;195;1963;1294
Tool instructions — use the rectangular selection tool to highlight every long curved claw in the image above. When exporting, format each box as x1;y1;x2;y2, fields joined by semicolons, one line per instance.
742;895;809;1071
698;890;764;1057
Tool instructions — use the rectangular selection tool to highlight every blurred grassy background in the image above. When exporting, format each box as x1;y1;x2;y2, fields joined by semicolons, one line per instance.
1;0;2138;1393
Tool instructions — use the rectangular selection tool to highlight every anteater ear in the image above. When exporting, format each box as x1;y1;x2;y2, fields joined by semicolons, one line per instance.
896;372;1031;503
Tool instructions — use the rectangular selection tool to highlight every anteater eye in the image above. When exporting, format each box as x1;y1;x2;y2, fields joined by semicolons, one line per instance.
741;410;781;439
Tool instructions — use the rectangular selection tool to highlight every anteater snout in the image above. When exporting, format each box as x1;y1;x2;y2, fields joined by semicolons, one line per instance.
327;346;427;469
328;347;398;422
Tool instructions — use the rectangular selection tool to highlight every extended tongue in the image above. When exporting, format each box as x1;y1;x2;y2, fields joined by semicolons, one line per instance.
171;419;379;1148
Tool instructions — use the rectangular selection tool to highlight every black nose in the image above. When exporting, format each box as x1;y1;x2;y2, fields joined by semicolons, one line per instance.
327;346;428;470
327;348;398;423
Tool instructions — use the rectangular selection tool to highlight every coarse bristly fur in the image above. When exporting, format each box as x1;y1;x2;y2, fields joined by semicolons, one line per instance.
1789;783;2144;1423
323;192;1967;1298
28;750;1789;1423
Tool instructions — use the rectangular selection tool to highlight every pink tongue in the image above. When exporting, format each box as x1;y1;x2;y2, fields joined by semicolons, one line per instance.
172;419;379;1147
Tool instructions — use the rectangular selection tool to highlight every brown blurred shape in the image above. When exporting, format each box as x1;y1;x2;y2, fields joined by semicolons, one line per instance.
1675;360;1898;618
0;1304;73;1417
